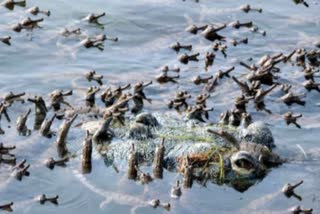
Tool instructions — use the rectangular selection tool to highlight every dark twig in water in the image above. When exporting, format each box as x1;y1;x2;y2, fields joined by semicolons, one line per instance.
39;194;59;205
0;202;14;212
282;180;304;201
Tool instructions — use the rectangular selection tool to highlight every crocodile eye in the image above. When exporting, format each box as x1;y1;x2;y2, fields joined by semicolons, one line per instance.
244;134;253;141
235;158;254;170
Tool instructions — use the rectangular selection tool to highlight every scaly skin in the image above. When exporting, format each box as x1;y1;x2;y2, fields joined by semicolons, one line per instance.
80;111;282;191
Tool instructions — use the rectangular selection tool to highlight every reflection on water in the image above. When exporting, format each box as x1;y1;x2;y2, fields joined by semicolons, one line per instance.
0;0;320;213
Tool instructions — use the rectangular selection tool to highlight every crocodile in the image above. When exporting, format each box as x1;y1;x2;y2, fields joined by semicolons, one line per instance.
1;83;280;190
76;109;283;191
0;85;283;192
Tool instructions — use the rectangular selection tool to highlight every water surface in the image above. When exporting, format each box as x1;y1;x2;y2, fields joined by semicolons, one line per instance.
0;0;320;213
